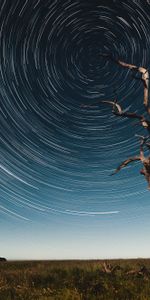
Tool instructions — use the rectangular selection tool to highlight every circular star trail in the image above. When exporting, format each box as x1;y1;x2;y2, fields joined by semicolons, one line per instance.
0;0;150;220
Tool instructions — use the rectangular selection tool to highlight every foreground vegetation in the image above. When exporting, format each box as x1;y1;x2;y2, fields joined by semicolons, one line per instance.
0;259;150;299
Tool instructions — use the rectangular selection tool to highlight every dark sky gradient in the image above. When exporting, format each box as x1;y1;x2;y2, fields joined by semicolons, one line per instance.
0;0;150;259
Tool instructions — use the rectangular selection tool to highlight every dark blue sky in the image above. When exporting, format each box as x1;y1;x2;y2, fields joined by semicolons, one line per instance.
0;0;150;259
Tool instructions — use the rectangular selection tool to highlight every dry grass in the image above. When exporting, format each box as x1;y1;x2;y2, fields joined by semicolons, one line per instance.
0;259;150;299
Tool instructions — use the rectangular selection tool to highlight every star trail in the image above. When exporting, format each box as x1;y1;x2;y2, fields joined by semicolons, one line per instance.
0;0;150;259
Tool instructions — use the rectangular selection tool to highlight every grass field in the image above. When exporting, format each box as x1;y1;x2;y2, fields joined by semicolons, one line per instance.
0;259;150;299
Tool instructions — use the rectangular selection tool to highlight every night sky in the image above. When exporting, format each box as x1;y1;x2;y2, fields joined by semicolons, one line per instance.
1;0;150;260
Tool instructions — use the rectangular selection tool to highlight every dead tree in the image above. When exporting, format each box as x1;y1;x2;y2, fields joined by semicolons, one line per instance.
102;99;150;133
102;262;121;274
100;54;150;113
126;265;150;278
102;262;112;273
111;136;150;189
82;55;150;189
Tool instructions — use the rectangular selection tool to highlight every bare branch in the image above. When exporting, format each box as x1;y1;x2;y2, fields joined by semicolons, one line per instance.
100;54;150;114
111;156;141;175
102;100;150;133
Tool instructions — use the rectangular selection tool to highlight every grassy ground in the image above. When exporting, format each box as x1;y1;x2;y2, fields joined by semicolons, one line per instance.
0;259;150;299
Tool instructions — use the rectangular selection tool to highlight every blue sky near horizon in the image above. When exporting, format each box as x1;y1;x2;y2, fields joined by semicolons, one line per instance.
1;0;150;260
1;200;150;260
